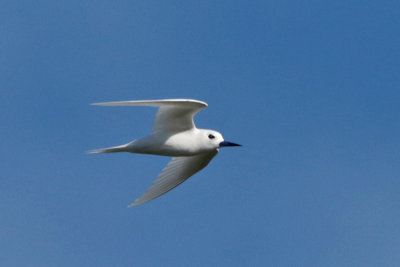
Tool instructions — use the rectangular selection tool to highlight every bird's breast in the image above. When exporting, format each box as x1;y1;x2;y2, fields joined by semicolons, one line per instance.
126;132;208;157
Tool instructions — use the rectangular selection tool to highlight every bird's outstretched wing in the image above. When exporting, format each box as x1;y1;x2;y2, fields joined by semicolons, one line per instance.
129;151;218;207
92;99;207;133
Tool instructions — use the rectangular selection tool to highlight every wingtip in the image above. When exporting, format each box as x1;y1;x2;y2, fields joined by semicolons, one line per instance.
90;99;208;107
86;149;104;154
186;99;208;107
183;99;207;106
86;148;103;154
127;196;153;207
91;102;108;106
127;200;140;208
91;101;123;106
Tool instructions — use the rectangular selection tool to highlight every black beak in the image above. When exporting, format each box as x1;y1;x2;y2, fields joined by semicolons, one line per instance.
219;141;242;147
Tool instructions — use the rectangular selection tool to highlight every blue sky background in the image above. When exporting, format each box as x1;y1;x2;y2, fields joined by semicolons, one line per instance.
1;1;399;266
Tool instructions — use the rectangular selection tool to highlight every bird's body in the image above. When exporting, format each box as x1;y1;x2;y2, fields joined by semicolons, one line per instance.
94;129;220;156
90;99;240;206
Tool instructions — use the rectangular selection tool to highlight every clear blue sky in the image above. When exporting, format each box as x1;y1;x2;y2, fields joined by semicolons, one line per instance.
1;1;399;266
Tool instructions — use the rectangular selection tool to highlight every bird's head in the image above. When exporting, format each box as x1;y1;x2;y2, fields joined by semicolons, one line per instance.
201;130;241;150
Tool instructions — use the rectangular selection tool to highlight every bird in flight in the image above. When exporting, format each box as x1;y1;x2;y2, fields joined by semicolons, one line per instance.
90;99;241;207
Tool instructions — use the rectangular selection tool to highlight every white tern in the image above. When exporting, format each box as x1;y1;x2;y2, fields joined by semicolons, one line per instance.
90;99;241;206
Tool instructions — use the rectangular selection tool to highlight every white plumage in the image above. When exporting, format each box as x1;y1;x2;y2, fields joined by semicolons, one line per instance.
90;99;240;206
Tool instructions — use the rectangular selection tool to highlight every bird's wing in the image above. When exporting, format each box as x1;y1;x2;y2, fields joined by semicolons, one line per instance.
129;150;218;207
92;99;208;133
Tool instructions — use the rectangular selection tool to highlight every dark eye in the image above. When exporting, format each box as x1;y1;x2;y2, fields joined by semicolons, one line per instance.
208;134;215;139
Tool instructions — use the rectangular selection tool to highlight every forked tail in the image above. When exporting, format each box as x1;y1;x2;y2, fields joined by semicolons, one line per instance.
88;144;128;154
